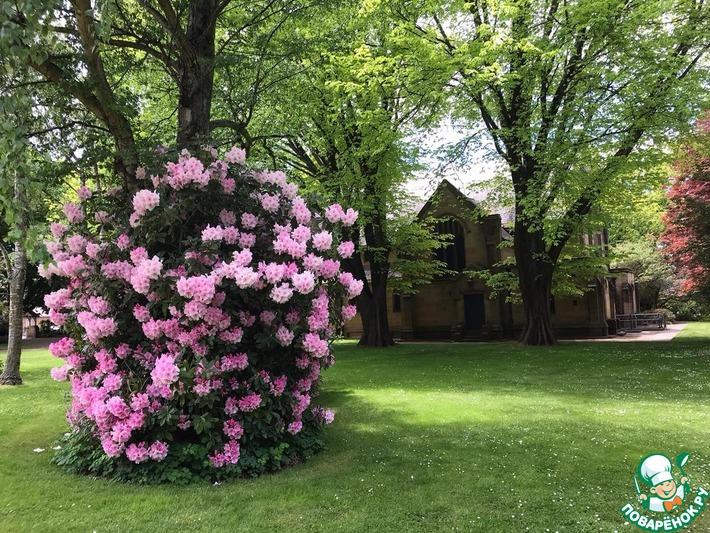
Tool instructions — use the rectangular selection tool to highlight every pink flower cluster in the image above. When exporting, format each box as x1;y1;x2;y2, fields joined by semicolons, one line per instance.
43;146;359;473
133;189;160;217
131;190;160;226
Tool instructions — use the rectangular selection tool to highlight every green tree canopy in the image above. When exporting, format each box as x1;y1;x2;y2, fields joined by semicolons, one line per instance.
392;0;709;344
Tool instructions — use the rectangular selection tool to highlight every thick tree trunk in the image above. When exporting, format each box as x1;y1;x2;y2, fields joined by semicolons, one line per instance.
357;264;394;347
177;0;218;150
359;216;395;347
343;222;395;347
0;241;27;385
514;222;556;346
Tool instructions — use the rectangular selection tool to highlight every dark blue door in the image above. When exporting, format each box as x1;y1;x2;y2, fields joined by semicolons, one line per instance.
464;294;485;330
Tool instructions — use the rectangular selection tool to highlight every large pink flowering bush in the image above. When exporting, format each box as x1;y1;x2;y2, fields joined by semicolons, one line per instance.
44;147;360;483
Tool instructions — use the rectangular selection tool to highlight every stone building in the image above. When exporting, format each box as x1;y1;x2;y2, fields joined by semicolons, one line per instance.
344;180;638;340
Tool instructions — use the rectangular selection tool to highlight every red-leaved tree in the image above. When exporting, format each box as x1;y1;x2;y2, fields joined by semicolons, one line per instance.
662;114;710;295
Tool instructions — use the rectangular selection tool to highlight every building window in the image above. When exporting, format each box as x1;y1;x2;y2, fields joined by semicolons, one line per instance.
392;294;401;313
486;244;498;265
435;219;466;272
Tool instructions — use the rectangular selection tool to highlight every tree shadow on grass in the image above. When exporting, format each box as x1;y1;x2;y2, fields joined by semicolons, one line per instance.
327;339;710;404
273;387;710;531
1;364;709;532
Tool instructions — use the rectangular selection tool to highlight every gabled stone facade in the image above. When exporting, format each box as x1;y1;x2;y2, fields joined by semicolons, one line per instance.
344;180;639;340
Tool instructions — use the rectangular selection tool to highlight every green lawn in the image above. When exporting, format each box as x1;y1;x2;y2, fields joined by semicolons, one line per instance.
1;325;710;532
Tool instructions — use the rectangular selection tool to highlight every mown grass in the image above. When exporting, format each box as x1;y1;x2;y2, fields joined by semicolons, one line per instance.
1;324;709;532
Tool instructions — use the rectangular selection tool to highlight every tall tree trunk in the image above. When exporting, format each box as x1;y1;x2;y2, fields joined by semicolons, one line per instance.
514;222;556;346
0;176;27;385
344;222;395;347
177;0;218;150
357;258;394;347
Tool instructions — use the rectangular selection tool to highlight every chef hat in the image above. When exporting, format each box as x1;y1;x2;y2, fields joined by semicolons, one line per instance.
640;454;674;486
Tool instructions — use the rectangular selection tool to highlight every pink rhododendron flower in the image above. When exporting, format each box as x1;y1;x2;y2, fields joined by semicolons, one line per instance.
184;300;207;320
126;442;149;463
241;212;258;229
223;226;239;244
319;259;340;279
259;310;276;325
77;312;117;343
87;296;110;316
291;197;311;224
130;257;163;295
148;441;169;461
133;304;151;323
303;333;329;357
63;202;84;223
201;225;223;242
287;420;303;434
106;396;131;419
101;438;124;458
50;365;70;381
230;266;259;289
260;193;280;213
130;247;149;265
281;182;298;199
57;255;86;277
239;232;256;248
312;231;333;251
67;235;86;254
237;393;261;412
150;354;179;386
275;326;295;346
341;208;358;226
225;146;246;165
270;283;293;304
116;234;131;250
220;209;237;225
262;262;285;284
342;304;358;321
347;279;364;298
86;242;101;259
49;336;74;358
324;203;345;223
166;156;210;189
49;309;67;326
132;189;160;217
177;275;216;303
291;271;315;294
291;225;311;243
77;185;92;201
223;420;244;439
220;353;248;372
232;249;252;267
50;222;67;239
337;241;355;258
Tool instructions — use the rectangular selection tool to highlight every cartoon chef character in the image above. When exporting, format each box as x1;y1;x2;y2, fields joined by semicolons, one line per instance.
637;454;689;513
